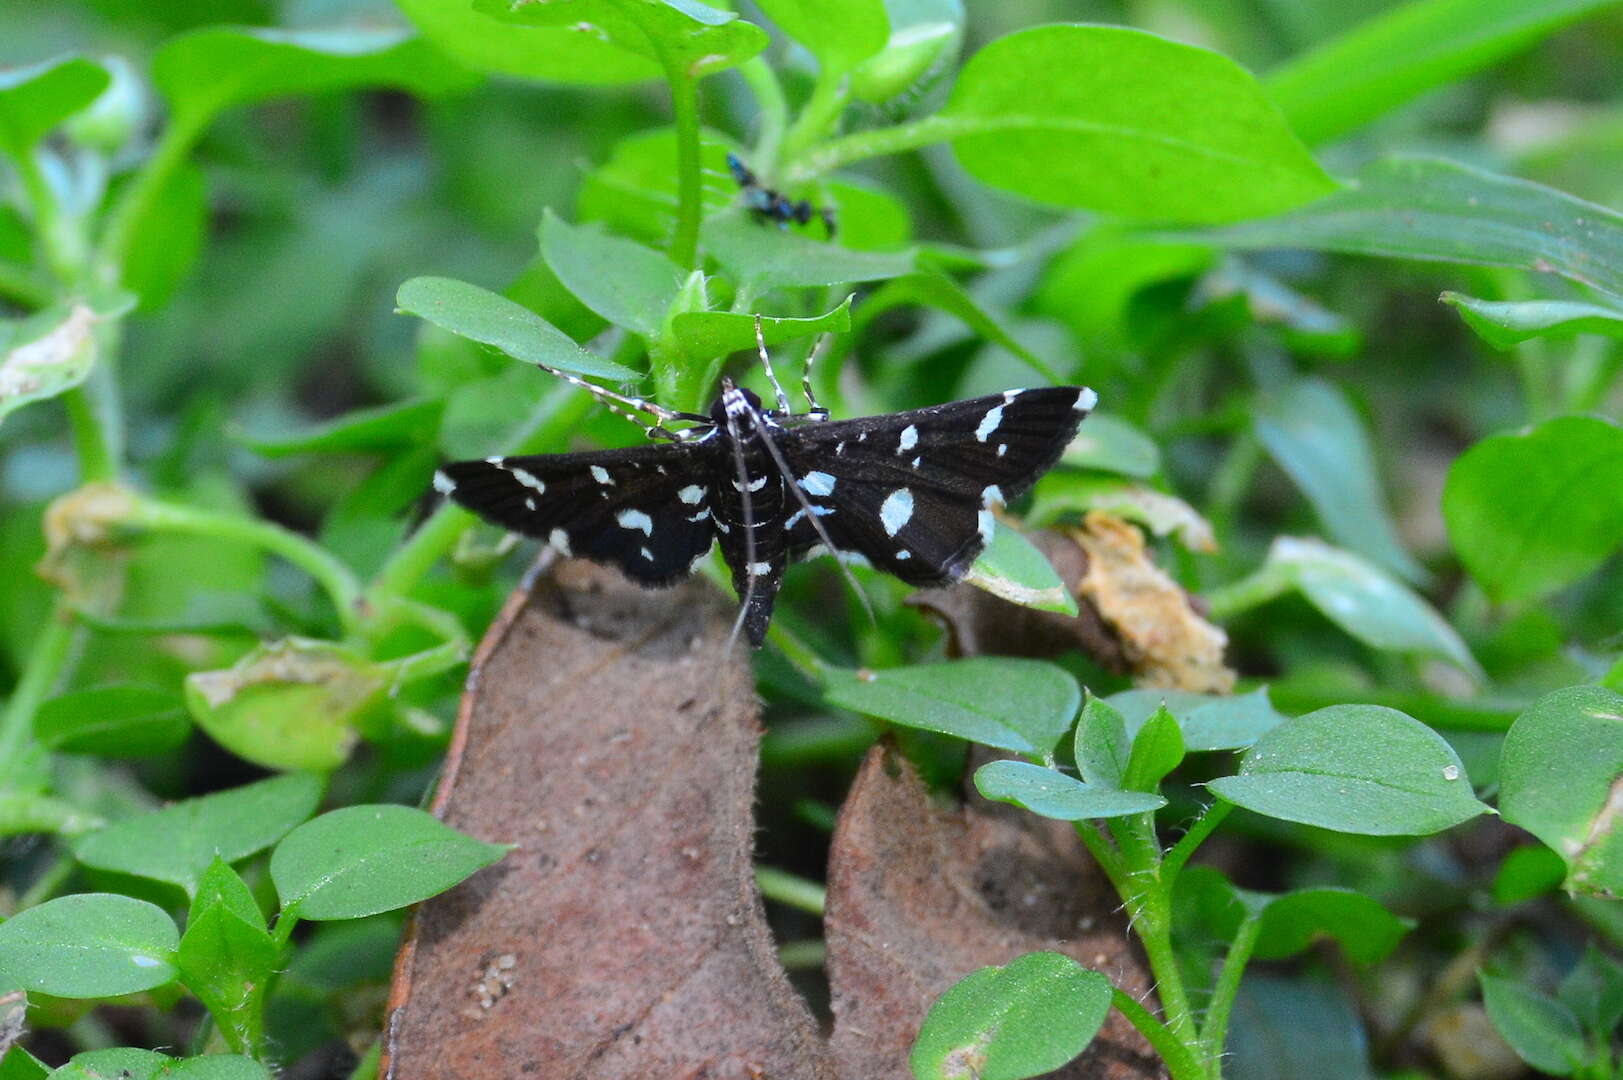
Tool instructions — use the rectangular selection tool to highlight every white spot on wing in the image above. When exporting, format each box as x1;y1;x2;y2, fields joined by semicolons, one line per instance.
983;484;1005;507
616;508;654;535
688;508;711;522
525;497;537;511
731;475;768;493
997;443;1007;457
512;468;546;494
678;484;705;504
897;425;918;454
485;456;503;466
1076;386;1099;412
433;471;455;495
1003;388;1025;402
800;471;836;496
895;550;911;560
590;465;613;486
641;546;654;560
975;404;1004;442
880;488;914;537
978;508;995;544
549;528;572;555
748;560;772;576
785;505;834;530
835;441;846;455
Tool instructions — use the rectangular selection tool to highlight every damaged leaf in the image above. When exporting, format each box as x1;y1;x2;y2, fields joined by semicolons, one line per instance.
184;638;385;771
0;304;97;428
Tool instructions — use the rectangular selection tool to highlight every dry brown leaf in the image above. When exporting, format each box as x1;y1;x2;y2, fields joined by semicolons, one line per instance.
825;742;1165;1080
1074;511;1236;693
382;558;834;1080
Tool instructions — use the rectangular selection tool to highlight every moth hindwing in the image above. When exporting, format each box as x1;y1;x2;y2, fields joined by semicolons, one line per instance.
434;382;1097;647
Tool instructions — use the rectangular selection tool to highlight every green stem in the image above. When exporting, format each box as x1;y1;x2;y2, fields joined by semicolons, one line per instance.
1199;913;1263;1068
13;147;86;284
737;57;789;174
96;112;206;276
1204;430;1261;539
776;939;826;970
1162;799;1233;887
367;386;596;602
1202;561;1291;621
664;67;703;270
1070;819;1129;894
383;639;470;687
271;902;301;950
1112;987;1209;1080
780;67;849;167
755;866;826;916
128;497;365;640
785;113;964;182
0;597;78;776
1110;813;1198;1044
62;386;117;483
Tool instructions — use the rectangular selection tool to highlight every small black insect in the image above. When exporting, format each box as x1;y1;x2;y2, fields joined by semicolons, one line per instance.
433;325;1096;647
728;152;837;238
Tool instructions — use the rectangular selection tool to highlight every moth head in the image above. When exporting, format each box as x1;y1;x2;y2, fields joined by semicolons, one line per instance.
710;384;763;428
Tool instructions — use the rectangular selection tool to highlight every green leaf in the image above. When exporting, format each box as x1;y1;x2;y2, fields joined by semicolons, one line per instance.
153;27;474;129
941;25;1334;224
1060;414;1159;478
1441;292;1623;349
0;56;110;158
963;524;1077;616
1028;476;1216;553
396;0;660;84
190;859;264;932
1499;686;1623;896
1122;706;1184;792
705;212;916;289
176;900;277;1055
155;1057;271;1080
46;1050;169;1080
397;276;637;382
185;639;385;772
123;161;206;311
1104;687;1285;752
1443;416;1623;605
671;299;851;363
576;126;737;245
1225;976;1377;1080
1255;378;1424;582
0;1046;49;1080
1492;844;1568;905
1479;974;1585;1076
539;211;686;339
909;951;1111;1080
1074;694;1130;788
34;684;190;757
71;773;323;893
1260;537;1480;674
756;0;889;75
0;304;97;430
974;760;1165;820
850;0;962;103
235;398;444;458
1181;156;1623;299
823;659;1080;757
1253;888;1410;964
0;894;177;998
861;272;1059;382
475;0;768;80
1266;0;1620;146
1560;943;1623;1035
270;805;508;920
1208;704;1491;835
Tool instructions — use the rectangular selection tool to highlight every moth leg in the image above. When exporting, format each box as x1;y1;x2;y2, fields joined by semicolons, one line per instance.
755;315;794;415
799;332;832;421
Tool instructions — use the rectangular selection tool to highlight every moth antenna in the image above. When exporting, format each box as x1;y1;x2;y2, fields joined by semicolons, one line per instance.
532;361;709;441
754;315;793;414
800;332;831;419
746;397;876;629
720;381;760;651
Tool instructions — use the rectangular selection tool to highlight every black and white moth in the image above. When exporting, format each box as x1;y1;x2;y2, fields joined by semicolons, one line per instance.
433;340;1095;647
728;152;837;237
